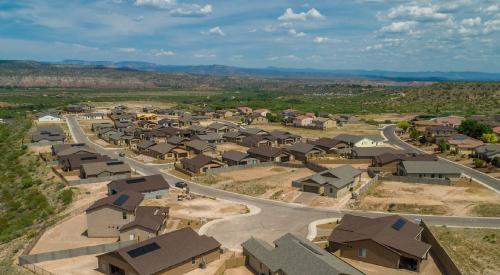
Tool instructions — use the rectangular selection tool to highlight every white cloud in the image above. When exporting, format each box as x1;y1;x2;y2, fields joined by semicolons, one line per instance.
193;53;216;58
202;26;225;36
278;8;325;21
386;4;449;22
462;17;481;27
288;28;306;37
263;25;276;32
364;44;384;51
154;49;175;56
481;4;499;14
380;21;417;33
267;54;300;61
114;47;137;53
231;54;244;59
484;19;500;34
134;1;212;17
313;36;329;43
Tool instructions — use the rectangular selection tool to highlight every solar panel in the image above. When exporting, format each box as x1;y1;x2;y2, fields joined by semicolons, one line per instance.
392;218;407;231
127;242;161;258
108;161;124;166
81;156;98;160
113;194;129;206
126;178;146;184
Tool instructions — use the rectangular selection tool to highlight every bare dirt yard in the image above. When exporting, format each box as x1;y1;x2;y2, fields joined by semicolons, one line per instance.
35;254;101;275
253;123;381;138
358;113;419;123
431;226;500;275
350;180;500;216
216;143;249;153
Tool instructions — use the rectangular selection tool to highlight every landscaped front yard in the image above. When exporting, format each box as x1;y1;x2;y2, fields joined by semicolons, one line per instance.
350;180;500;216
431;226;500;275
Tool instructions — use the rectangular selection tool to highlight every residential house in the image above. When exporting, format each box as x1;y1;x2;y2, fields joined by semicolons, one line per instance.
307;138;349;154
281;108;298;118
241;134;275;148
193;133;224;144
253;108;270;116
311;117;336;129
447;135;484;155
223;131;246;143
247;146;294;162
397;160;462;180
180;155;225;174
237;106;253;115
242;233;364;275
246;113;268;125
240;128;268;136
115;121;133;131
145;143;189;161
350;147;404;160
293;115;314;127
34;112;61;122
207;122;232;133
412;120;438;133
108;174;170;199
31;127;65;143
96;227;221;275
473;144;500;166
424;126;457;143
268;130;301;145
86;191;144;237
80;160;132;179
372;153;438;174
65;104;88;113
82;112;106;120
336;114;359;126
328;214;431;272
215;109;234;118
62;153;112;172
185;140;216;155
91;122;113;132
292;165;361;198
136;113;157;121
333;134;385;148
137;120;157;129
432;116;464;127
285;143;325;161
136;140;156;152
52;143;88;156
222;151;259;166
166;136;190;148
119;206;169;242
188;125;210;135
157;118;179;128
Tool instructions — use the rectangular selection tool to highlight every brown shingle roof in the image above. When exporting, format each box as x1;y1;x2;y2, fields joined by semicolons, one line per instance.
329;214;431;259
180;155;218;172
86;191;144;213
80;161;131;177
108;174;170;194
373;153;437;166
247;146;284;158
120;206;169;233
99;227;221;275
222;150;249;162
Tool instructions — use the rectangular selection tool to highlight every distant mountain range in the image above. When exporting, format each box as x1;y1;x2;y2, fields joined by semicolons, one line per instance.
54;60;500;82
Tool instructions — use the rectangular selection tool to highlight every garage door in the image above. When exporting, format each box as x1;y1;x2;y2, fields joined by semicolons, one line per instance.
303;185;319;193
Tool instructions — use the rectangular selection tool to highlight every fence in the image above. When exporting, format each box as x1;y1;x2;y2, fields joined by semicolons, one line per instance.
380;175;451;185
51;166;131;185
310;158;372;165
213;254;246;275
420;221;462;275
22;263;56;275
304;160;329;172
19;240;136;266
356;174;379;196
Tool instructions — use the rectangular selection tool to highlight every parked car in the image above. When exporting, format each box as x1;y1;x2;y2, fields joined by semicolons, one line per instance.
175;181;188;189
118;151;126;157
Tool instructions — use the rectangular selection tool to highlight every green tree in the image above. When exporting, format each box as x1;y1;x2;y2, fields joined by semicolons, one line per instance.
458;119;492;139
397;120;410;132
473;158;485;168
437;139;449;153
409;128;419;139
481;133;498;143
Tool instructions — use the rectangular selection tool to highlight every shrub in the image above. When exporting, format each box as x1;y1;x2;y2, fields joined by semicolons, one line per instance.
59;188;73;206
473;158;485;168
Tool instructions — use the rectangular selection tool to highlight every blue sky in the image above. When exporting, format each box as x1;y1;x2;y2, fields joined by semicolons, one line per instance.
0;0;499;72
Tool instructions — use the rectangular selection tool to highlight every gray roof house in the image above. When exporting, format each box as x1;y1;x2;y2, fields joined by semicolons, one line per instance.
108;174;170;199
397;160;462;180
80;160;131;179
285;143;325;161
242;233;364;275
222;150;259;166
333;134;385;147
185;140;216;155
292;165;362;198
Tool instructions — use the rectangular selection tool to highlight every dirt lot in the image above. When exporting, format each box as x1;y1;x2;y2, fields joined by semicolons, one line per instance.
350;180;500;216
431;226;500;275
217;143;249;153
255;122;380;138
358;113;418;122
30;213;117;254
36;254;101;275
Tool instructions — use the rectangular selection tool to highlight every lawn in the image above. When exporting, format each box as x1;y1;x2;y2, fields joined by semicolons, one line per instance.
431;226;500;275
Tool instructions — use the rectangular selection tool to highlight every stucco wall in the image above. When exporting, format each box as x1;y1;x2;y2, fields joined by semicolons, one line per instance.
87;207;135;238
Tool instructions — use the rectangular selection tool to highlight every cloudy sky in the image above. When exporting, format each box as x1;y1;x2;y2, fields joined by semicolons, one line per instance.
0;0;499;72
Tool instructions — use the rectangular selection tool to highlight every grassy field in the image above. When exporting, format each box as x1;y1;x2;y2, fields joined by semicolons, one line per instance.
431;226;500;275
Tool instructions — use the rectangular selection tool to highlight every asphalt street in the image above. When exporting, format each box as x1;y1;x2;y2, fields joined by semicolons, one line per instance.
66;116;500;249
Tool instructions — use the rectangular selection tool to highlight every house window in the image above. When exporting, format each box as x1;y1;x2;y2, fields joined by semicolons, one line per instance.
358;247;367;258
330;187;333;193
122;212;127;219
192;257;196;264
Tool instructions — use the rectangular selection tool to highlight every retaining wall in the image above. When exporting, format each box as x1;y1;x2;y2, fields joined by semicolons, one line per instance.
380;175;451;185
420;221;462;275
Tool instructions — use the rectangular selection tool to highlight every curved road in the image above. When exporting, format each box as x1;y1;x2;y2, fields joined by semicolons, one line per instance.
67;116;500;249
383;125;500;191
